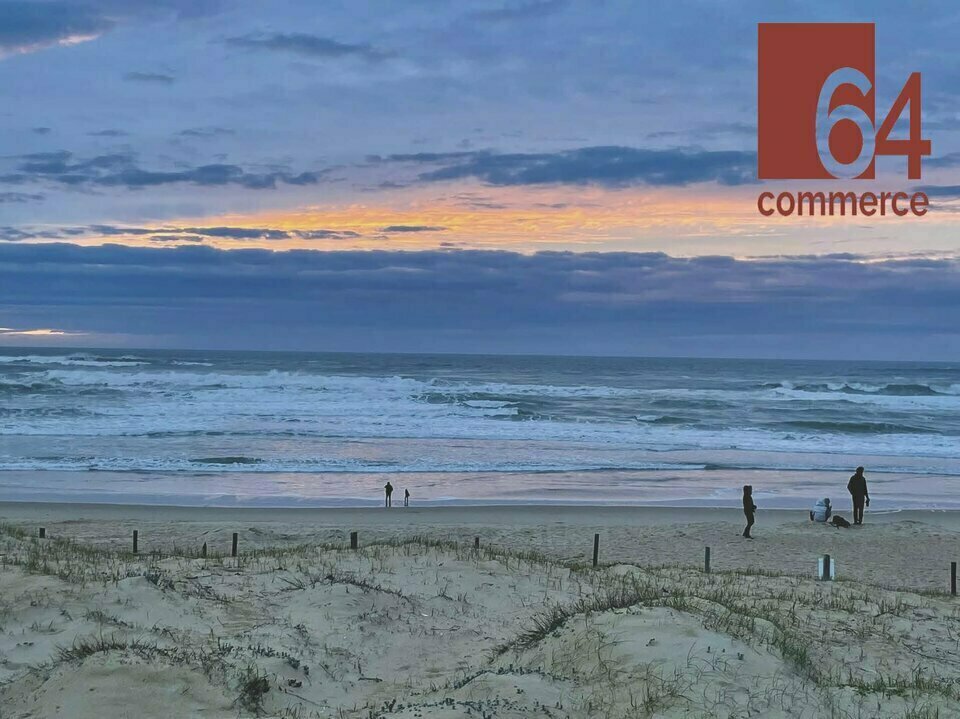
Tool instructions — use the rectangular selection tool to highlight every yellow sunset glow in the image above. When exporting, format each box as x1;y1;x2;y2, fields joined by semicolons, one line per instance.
45;181;960;258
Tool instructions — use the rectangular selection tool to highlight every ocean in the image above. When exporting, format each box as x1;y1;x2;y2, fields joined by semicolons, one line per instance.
1;348;958;508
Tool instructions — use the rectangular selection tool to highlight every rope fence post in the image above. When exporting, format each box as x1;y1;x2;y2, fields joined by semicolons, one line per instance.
231;532;238;558
350;531;358;550
952;561;957;596
132;529;138;555
704;546;711;574
592;533;600;568
38;527;45;539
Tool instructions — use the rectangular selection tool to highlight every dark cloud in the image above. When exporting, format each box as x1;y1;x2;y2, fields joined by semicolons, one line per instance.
913;185;960;199
224;32;389;61
2;151;322;190
32;127;52;135
0;244;957;357
123;71;175;84
648;122;756;141
0;226;35;241
87;129;128;137
0;192;43;203
924;152;960;169
75;224;360;242
384;146;756;187
0;1;113;54
178;226;288;240
381;225;447;233
371;151;476;164
178;127;235;138
297;229;359;239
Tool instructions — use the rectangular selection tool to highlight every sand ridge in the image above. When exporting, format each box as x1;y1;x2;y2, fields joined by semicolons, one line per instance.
2;518;960;718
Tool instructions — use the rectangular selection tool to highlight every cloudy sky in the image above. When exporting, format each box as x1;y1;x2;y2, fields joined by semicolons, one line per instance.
1;0;959;358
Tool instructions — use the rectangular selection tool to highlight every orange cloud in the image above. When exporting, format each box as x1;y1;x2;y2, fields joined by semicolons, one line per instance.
45;181;960;258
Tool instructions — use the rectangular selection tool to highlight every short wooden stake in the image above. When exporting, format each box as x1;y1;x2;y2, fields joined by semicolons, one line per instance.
201;542;207;558
350;531;358;550
592;533;600;567
951;561;957;596
704;546;711;574
822;554;831;581
474;536;480;550
38;527;45;539
231;532;238;557
132;530;138;555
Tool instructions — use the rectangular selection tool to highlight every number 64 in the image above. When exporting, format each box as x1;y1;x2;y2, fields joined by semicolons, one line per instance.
816;68;930;179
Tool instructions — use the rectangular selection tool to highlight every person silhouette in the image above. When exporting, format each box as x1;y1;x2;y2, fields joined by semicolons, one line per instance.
742;485;757;538
847;467;869;525
404;488;410;507
384;481;393;508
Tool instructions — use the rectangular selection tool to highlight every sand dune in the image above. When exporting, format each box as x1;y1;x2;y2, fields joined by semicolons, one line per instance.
2;507;960;718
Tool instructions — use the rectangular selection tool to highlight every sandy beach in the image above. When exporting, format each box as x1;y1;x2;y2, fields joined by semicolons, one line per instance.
2;502;960;718
2;502;959;590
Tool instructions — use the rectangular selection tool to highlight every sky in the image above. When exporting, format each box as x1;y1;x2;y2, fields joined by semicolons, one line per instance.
1;0;959;358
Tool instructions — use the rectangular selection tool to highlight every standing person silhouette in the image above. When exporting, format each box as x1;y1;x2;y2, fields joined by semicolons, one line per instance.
847;467;869;525
742;485;756;538
384;481;393;508
404;488;410;507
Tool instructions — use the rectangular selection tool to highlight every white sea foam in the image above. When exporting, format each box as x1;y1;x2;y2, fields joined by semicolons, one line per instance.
1;352;958;495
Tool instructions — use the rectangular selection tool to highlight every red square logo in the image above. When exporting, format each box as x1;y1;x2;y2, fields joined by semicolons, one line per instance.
758;23;875;179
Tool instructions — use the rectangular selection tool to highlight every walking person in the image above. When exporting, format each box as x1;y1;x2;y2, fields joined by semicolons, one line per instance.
847;467;870;525
404;488;410;507
742;485;756;538
384;481;393;508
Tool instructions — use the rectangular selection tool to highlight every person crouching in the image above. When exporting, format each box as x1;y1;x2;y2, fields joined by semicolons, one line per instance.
810;497;832;523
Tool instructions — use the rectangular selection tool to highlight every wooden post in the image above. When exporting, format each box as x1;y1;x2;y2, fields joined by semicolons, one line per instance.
201;542;207;558
822;554;831;581
592;533;600;567
38;527;45;539
704;546;711;574
231;533;238;557
350;531;358;550
474;536;480;550
132;530;138;555
951;562;957;596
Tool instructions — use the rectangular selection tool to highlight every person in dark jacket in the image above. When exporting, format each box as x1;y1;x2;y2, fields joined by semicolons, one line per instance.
847;467;869;525
384;481;394;508
742;485;756;538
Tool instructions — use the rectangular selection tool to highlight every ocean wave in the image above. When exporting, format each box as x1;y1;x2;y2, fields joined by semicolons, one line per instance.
3;353;959;475
764;381;958;396
0;353;149;367
191;456;263;465
3;450;960;477
0;378;119;397
0;406;93;418
0;455;706;474
635;414;692;425
775;420;938;434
